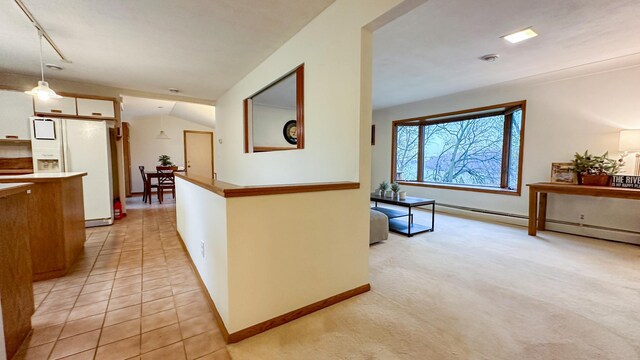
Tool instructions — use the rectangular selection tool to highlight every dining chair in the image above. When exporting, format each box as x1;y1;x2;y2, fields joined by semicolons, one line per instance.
139;166;158;204
156;166;176;203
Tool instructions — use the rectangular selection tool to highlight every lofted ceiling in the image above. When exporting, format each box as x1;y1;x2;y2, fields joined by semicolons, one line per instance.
121;95;215;128
0;0;334;101
372;0;640;109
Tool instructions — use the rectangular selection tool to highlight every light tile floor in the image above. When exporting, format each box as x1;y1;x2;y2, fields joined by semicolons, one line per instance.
13;197;230;360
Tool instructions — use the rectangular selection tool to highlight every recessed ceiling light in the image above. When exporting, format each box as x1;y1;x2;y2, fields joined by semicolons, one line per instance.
168;88;179;93
479;54;500;62
45;63;63;70
502;28;538;44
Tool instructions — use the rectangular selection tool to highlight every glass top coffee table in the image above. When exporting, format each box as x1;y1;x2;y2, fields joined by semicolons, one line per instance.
370;193;435;237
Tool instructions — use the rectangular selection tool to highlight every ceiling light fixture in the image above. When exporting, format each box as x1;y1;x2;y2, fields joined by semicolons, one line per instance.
156;112;170;140
479;54;500;62
25;31;62;101
502;27;538;44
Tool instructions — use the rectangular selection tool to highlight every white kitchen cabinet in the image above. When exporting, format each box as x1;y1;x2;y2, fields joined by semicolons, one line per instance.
0;90;34;139
34;96;77;116
77;98;115;118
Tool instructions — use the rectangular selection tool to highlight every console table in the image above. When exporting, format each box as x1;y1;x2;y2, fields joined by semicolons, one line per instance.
370;193;435;237
527;182;640;236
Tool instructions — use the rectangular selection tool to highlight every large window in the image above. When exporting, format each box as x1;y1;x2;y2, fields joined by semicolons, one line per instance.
392;101;525;195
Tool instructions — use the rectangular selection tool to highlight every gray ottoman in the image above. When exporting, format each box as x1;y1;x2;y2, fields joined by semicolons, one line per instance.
370;209;389;244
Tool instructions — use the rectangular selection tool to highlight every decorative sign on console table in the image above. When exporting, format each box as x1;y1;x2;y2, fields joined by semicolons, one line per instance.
611;175;640;189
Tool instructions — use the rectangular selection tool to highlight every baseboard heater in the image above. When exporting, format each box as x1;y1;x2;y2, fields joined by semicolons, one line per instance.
415;202;640;237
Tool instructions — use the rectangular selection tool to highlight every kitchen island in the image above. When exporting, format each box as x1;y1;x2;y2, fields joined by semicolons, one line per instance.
0;183;34;359
0;172;87;280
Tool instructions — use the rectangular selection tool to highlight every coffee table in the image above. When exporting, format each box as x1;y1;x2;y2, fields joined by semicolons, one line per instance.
370;193;435;237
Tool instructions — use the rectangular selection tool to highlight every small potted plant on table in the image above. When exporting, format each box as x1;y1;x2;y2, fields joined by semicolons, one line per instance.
572;151;623;186
158;154;177;170
391;182;401;198
378;181;389;197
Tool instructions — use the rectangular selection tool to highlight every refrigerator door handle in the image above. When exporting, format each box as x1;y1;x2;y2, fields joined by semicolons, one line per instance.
62;120;70;172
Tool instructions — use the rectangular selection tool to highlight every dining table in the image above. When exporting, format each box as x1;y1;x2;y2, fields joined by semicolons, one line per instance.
144;169;183;204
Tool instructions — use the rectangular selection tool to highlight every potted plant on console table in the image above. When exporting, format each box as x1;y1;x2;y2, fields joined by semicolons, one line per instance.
572;150;624;186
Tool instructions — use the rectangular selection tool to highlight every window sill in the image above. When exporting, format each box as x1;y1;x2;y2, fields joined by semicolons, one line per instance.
397;181;521;196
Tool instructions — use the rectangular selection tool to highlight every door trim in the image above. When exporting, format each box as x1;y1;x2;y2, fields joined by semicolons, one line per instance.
183;130;214;177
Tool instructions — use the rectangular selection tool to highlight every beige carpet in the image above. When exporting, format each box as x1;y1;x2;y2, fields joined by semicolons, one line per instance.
227;209;640;360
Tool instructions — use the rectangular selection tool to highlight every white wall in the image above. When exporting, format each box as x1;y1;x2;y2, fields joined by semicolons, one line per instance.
225;188;369;332
214;0;407;186
175;177;229;325
372;56;640;243
252;105;296;148
128;114;213;193
174;0;414;334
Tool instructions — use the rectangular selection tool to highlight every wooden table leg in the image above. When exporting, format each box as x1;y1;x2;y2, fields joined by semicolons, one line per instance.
528;189;538;236
538;192;547;231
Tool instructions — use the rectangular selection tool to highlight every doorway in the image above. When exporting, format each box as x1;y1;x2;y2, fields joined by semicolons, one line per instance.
184;130;214;178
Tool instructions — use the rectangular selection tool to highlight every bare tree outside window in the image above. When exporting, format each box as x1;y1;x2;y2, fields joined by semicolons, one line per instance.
391;102;525;194
507;110;522;190
395;126;419;181
423;115;504;186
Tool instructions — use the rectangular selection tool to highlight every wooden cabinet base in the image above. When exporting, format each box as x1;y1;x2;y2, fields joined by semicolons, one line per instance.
0;187;34;359
0;174;87;280
28;178;86;280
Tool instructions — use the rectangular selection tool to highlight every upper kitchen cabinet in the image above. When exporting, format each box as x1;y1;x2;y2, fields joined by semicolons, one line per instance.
77;98;116;118
0;90;34;139
34;95;77;116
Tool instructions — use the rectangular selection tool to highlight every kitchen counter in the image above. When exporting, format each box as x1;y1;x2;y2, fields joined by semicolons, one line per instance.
0;183;33;359
0;172;87;280
0;171;86;182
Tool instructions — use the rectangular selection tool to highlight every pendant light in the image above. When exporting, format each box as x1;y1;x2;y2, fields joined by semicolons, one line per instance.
156;112;170;140
25;30;62;101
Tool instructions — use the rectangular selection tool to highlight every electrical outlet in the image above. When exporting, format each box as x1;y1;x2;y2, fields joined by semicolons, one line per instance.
200;241;205;258
579;214;585;226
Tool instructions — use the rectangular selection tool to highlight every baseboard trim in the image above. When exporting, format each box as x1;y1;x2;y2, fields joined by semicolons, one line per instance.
414;203;640;245
175;232;371;343
175;232;231;342
33;269;67;282
227;283;371;343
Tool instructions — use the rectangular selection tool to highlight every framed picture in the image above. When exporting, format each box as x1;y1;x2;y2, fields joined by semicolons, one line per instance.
550;162;577;184
371;124;376;146
282;120;297;145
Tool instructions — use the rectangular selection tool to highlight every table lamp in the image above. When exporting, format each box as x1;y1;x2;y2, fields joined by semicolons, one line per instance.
619;129;640;175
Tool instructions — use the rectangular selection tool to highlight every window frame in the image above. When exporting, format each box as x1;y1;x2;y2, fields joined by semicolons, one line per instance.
243;64;305;153
390;100;526;196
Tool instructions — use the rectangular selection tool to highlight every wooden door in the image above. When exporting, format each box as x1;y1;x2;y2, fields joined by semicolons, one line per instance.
184;131;214;178
109;128;120;198
122;123;132;197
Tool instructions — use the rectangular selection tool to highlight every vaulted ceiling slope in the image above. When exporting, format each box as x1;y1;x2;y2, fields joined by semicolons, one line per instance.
121;96;215;128
373;0;640;109
0;0;335;101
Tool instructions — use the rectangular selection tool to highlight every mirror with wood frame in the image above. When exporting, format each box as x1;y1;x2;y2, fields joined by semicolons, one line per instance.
244;64;304;153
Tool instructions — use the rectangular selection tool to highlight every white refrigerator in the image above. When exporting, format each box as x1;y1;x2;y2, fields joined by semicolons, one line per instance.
31;117;114;227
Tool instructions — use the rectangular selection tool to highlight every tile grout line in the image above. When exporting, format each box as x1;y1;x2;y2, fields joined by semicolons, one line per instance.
46;226;110;360
25;200;227;360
